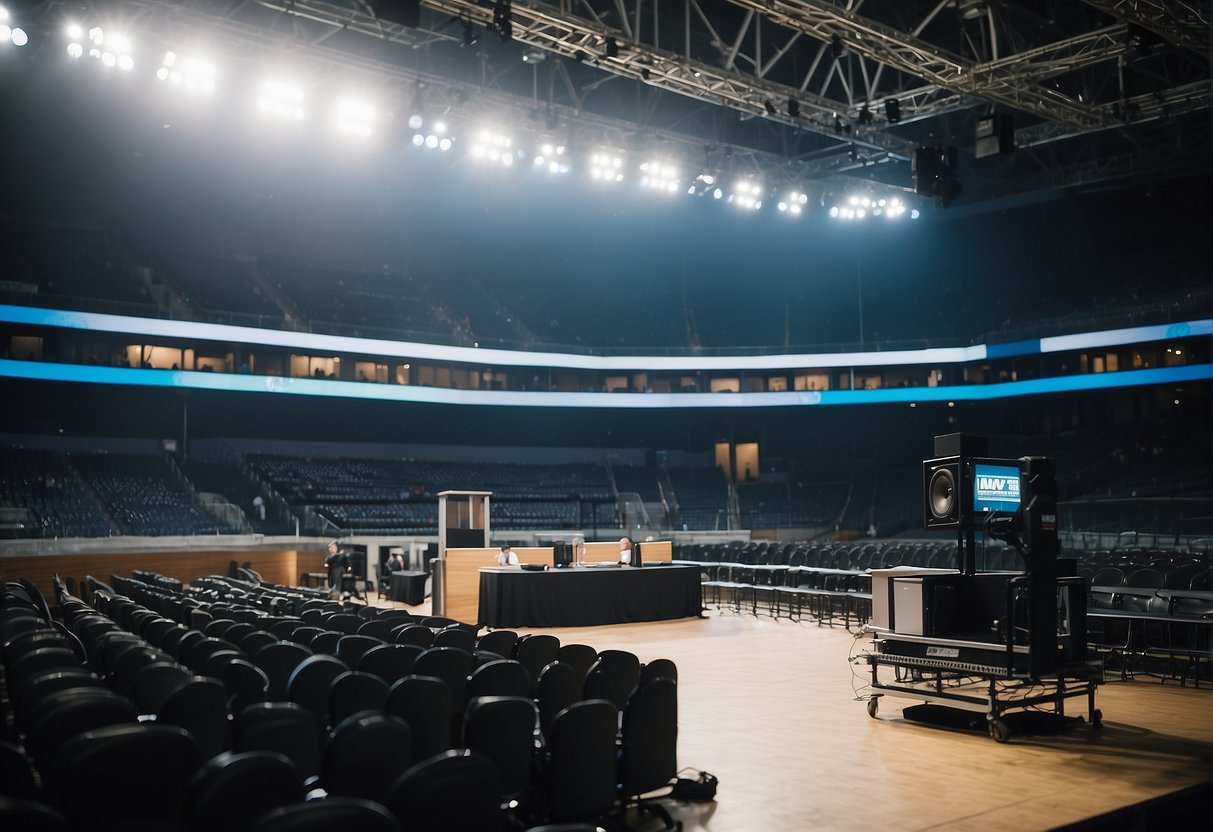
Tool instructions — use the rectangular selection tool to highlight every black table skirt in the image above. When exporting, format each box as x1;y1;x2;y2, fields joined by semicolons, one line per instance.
478;564;703;628
389;571;428;605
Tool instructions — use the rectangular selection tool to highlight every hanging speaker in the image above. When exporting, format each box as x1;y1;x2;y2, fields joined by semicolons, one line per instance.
923;458;962;528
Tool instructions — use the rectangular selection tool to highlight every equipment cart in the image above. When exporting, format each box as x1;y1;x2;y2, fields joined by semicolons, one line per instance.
863;629;1104;743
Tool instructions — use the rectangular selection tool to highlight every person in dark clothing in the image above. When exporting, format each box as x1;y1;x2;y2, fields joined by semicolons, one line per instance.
325;541;349;599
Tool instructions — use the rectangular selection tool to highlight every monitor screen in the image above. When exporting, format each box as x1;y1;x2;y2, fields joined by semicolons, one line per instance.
972;463;1021;514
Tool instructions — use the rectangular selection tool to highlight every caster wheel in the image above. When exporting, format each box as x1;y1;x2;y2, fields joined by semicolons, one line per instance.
1091;708;1103;729
989;719;1010;743
867;697;879;718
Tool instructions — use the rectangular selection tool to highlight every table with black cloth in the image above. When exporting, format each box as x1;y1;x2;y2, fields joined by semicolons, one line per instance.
477;564;702;628
388;570;428;605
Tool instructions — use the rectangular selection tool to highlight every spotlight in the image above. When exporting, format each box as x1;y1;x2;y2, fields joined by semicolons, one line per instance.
639;160;680;193
492;0;513;42
156;52;217;94
728;178;763;211
604;37;618;59
686;173;718;197
472;129;515;166
884;98;901;123
522;47;545;64
533;139;568;174
258;78;305;120
764;100;778;116
787;98;801;118
829;33;844;59
69;25;134;69
777;190;807;216
589;149;625;182
858;103;872;125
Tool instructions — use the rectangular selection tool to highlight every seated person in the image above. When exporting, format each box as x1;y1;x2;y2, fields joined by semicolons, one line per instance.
497;545;520;566
618;536;634;566
383;551;405;576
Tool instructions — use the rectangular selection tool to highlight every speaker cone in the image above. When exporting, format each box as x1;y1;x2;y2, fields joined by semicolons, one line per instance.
928;468;956;520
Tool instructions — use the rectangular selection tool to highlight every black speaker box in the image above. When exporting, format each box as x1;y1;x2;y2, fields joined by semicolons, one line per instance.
975;114;1014;158
923;458;962;528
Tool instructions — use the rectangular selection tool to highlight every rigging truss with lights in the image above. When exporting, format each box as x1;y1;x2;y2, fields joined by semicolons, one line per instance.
29;0;1213;206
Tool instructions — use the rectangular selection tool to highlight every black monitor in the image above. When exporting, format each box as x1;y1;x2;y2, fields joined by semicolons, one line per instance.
553;541;572;568
631;541;643;568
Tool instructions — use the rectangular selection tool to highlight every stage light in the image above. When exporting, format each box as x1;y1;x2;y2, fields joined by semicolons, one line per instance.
686;173;717;197
911;209;920;219
2;25;25;47
777;190;808;215
639;160;679;193
68;24;134;69
258;79;305;120
156;53;217;93
335;99;375;137
472;129;515;166
414;120;452;151
728;178;763;210
589;150;625;183
534;139;569;174
828;206;839;218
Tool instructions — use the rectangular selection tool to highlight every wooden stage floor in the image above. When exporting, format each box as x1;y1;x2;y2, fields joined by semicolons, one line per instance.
383;598;1213;831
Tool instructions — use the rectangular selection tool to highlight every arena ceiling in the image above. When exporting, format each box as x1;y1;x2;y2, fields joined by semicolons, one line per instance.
19;0;1213;209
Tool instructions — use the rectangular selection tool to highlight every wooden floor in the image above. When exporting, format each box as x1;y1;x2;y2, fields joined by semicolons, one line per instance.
384;598;1213;831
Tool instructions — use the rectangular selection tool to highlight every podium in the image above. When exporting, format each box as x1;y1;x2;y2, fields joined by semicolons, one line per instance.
433;490;492;616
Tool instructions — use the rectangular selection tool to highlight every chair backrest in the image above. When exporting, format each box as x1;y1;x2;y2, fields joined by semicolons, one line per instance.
432;627;476;653
536;661;581;743
0;738;37;800
223;658;270;715
310;630;344;656
463;695;538;800
256;796;402;832
25;688;139;772
384;750;503;832
322;712;413;803
158;677;231;761
546;699;619;821
475;629;518;659
1091;567;1126;587
394;625;435;648
1126;567;1165;589
515;634;560;682
357;644;424;686
466;659;531;701
254;641;314;702
356;619;395;640
385;675;453;762
620;677;678;798
241;630;279;656
329;671;390;727
52;723;202;829
582;649;640;711
412;647;473;717
233;702;323;782
554;644;597;683
638;658;679;687
336;634;385;667
14;670;102;730
183;750;302;832
287;654;351;729
325;613;364;635
132;661;193;716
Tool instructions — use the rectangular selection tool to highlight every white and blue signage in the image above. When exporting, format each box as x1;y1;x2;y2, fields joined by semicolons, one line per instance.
973;464;1022;513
